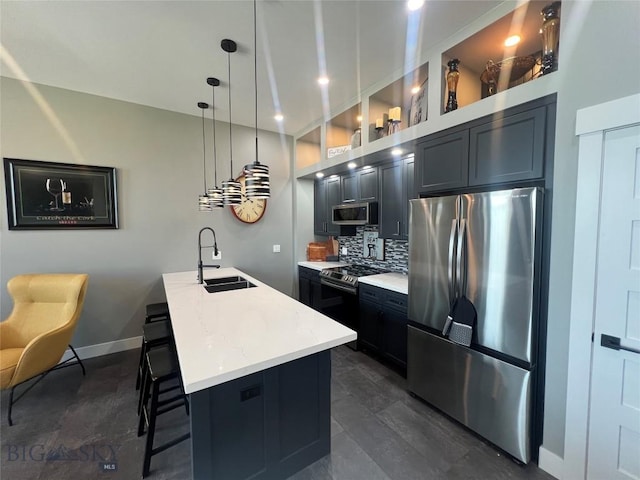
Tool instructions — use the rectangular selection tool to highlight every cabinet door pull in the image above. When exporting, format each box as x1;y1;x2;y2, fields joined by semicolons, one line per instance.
396;221;401;236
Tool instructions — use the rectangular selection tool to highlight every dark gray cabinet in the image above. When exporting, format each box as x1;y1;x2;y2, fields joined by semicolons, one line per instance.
340;167;378;203
314;176;340;236
190;351;330;480
415;99;551;196
415;130;469;193
340;173;358;203
358;167;378;201
358;284;408;374
298;266;321;308
379;158;413;240
469;106;546;185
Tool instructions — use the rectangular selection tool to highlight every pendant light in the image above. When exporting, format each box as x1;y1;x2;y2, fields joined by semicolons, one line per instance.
243;0;271;199
221;39;242;206
197;101;212;211
206;77;224;208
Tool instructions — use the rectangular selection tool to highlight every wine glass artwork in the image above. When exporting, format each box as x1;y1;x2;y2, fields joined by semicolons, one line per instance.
46;177;65;211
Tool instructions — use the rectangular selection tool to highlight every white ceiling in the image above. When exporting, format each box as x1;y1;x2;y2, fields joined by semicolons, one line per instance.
1;0;507;137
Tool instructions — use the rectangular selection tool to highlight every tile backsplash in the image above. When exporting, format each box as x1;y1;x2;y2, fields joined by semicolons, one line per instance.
338;226;408;274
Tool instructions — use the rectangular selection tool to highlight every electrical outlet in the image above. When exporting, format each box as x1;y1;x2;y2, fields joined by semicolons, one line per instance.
341;247;347;255
273;244;281;253
212;250;222;260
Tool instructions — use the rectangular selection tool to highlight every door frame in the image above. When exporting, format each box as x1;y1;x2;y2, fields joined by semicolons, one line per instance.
563;93;640;479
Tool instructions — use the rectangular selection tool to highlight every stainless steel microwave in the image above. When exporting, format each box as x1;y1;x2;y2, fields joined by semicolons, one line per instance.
332;202;378;225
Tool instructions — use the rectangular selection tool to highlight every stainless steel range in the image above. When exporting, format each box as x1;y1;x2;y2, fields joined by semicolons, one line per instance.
320;264;388;295
318;264;388;350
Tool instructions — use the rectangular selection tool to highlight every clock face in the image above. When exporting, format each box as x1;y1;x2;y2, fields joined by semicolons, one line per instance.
230;175;267;224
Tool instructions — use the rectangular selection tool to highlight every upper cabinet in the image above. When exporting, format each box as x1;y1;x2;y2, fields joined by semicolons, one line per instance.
415;95;554;196
468;106;546;185
415;130;469;194
340;166;379;204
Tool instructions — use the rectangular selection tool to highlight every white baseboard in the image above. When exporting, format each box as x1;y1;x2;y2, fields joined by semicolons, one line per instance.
61;336;141;362
539;446;564;480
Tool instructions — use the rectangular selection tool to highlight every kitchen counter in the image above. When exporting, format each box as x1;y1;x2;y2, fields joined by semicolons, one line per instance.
359;272;408;295
298;260;350;271
164;267;355;479
163;268;356;394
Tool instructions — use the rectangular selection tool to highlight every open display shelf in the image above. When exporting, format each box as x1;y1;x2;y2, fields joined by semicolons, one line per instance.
441;0;557;114
326;104;362;159
296;127;322;170
368;63;429;143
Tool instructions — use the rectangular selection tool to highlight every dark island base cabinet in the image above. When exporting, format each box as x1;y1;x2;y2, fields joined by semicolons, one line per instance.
190;351;330;480
358;284;408;375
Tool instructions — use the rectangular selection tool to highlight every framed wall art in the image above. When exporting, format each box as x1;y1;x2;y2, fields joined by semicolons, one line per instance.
409;79;428;127
4;158;118;230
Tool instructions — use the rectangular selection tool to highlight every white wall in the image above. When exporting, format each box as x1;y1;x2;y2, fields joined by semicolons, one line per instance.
542;0;640;459
0;78;294;347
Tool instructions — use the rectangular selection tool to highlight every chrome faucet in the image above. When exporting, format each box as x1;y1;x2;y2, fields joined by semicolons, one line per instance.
198;227;221;284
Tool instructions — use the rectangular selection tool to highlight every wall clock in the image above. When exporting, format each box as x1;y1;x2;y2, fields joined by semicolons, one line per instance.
229;175;267;224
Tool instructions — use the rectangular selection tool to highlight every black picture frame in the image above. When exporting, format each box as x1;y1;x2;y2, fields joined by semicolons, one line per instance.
4;158;118;230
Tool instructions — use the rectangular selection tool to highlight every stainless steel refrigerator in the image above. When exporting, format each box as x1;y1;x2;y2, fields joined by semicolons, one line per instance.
407;187;543;463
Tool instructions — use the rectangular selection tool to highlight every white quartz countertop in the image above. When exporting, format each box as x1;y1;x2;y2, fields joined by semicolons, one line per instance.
297;261;350;271
358;272;408;295
163;268;356;394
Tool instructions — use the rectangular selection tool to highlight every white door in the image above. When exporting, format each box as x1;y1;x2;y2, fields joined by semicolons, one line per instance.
588;124;640;479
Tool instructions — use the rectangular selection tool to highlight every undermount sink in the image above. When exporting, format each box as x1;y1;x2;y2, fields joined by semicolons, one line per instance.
203;276;256;293
204;276;247;286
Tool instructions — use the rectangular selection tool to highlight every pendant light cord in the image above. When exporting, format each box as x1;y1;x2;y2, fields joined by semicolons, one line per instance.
227;50;234;178
254;0;259;164
202;107;207;192
212;86;218;187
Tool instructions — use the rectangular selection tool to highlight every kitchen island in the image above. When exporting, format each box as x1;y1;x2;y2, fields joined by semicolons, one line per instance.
162;268;356;480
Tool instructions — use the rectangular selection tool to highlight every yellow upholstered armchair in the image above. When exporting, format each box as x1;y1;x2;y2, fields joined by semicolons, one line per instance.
0;273;89;425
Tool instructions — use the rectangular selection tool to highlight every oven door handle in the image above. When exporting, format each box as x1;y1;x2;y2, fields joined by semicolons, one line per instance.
320;279;357;295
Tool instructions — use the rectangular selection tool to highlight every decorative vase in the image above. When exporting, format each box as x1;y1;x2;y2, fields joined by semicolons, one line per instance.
445;58;460;113
350;128;361;149
540;1;561;75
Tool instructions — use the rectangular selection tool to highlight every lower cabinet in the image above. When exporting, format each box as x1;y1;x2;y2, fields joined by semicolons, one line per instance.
358;284;408;375
298;266;317;307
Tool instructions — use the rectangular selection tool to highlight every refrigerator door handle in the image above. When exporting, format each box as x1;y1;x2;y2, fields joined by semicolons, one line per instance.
448;219;458;303
456;219;467;296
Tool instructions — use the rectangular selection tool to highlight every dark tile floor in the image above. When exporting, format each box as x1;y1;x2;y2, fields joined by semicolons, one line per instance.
0;347;555;480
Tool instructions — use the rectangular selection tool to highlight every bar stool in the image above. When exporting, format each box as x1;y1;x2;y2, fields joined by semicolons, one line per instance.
137;345;190;478
145;302;169;324
135;320;171;395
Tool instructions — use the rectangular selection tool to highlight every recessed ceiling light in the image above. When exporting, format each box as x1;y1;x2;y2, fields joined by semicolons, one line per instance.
317;76;329;86
356;115;363;123
315;172;324;178
391;148;403;156
504;35;521;47
274;113;284;122
411;86;421;94
407;0;424;11
348;162;357;169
